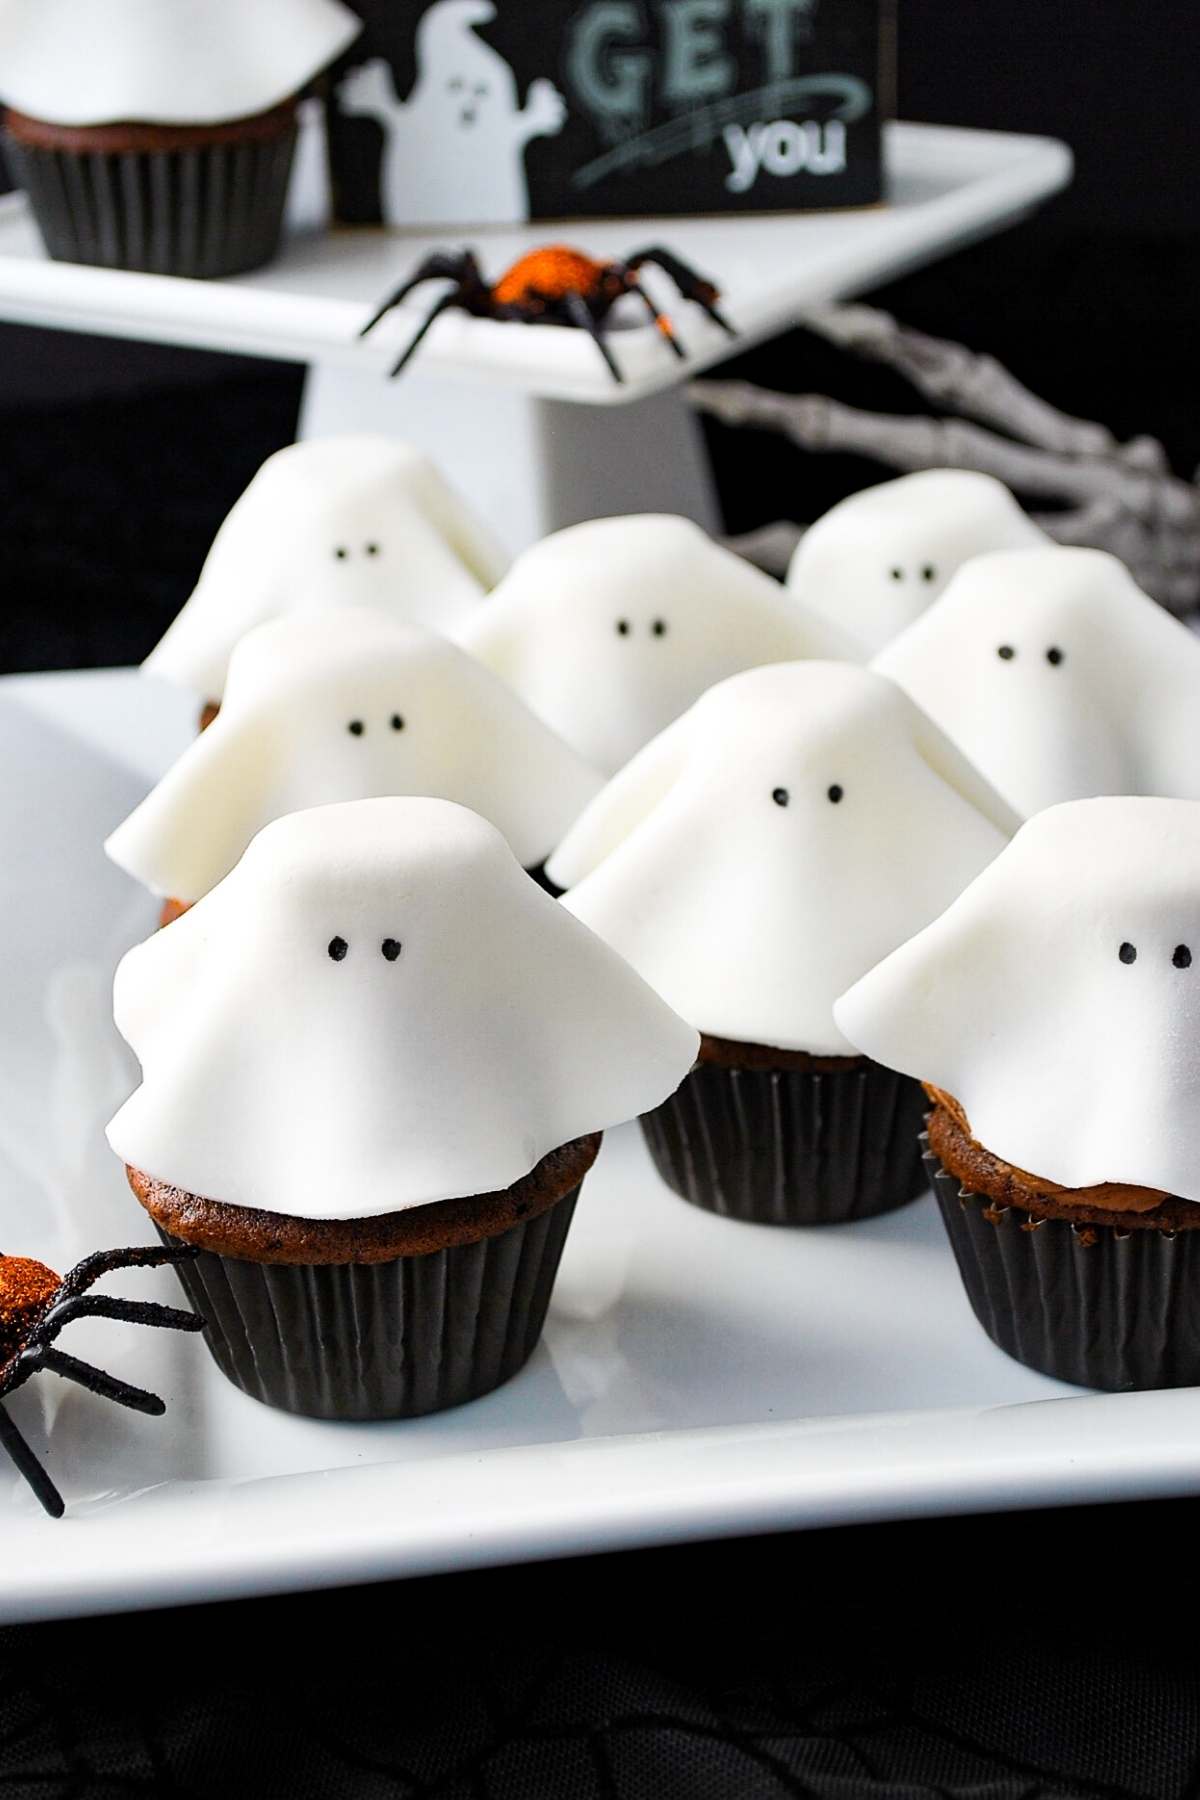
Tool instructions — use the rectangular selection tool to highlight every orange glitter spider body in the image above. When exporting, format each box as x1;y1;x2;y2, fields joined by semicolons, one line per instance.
360;241;734;383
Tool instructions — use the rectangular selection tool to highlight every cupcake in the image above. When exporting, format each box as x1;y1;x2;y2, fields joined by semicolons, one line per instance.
107;609;601;916
106;798;698;1418
787;470;1046;657
873;546;1200;817
835;797;1200;1390
550;662;1015;1225
0;0;361;277
458;514;857;777
144;435;508;721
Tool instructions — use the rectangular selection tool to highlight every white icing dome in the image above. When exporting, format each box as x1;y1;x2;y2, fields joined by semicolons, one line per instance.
787;471;1047;657
550;662;1016;1053
835;797;1200;1200
144;436;508;702
0;0;361;126
873;545;1200;819
457;514;860;777
107;797;700;1218
107;610;602;901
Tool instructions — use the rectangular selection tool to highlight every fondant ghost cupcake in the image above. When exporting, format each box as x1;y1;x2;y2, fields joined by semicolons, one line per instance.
787;470;1046;656
145;436;507;719
459;514;857;776
836;797;1200;1391
549;662;1015;1224
107;798;698;1419
107;609;600;915
873;545;1200;817
0;0;360;276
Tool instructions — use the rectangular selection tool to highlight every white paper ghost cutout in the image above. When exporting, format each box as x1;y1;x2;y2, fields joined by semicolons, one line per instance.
107;797;699;1217
873;545;1200;819
107;610;602;901
0;0;361;125
458;514;860;777
144;436;508;703
338;0;566;227
787;470;1047;656
835;796;1200;1199
550;662;1017;1053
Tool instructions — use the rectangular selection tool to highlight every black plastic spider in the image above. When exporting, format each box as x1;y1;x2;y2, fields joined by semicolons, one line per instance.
0;1243;205;1518
359;242;736;382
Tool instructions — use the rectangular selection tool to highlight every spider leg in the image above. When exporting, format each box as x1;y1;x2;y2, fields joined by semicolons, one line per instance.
58;1242;197;1299
39;1294;203;1338
33;1348;166;1416
359;250;482;340
619;274;687;360
624;246;736;337
562;291;624;384
387;291;466;378
0;1403;64;1518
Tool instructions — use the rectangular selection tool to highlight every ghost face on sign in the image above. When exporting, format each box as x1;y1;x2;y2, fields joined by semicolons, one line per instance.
107;611;602;901
459;514;858;776
873;546;1200;819
787;471;1047;656
106;798;700;1218
551;662;1016;1053
143;436;508;703
835;797;1200;1200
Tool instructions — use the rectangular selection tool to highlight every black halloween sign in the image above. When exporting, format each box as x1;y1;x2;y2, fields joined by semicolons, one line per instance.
327;0;888;226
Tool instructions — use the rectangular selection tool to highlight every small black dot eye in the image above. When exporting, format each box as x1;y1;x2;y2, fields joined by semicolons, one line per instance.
365;542;381;557
921;564;937;583
381;938;402;962
997;645;1016;661
772;787;789;807
1174;944;1192;969
827;784;844;804
651;618;668;637
1046;646;1064;666
889;567;904;581
348;719;365;736
616;619;630;636
334;546;349;560
390;713;404;731
328;936;348;962
1119;942;1137;965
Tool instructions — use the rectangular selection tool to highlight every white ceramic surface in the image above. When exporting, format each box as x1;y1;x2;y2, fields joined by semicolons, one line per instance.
2;668;1197;1627
0;123;1071;404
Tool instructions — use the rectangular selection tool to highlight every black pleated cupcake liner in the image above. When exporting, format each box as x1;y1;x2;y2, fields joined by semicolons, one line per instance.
926;1145;1200;1391
155;1187;579;1420
5;128;296;278
640;1057;928;1225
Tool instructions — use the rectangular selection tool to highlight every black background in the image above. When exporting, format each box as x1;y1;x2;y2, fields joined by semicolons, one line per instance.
2;4;1200;1792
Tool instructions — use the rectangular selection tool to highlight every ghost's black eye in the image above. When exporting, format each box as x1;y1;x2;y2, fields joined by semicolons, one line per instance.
1046;646;1064;666
997;645;1016;661
616;619;630;636
651;619;668;637
365;542;381;557
1119;942;1137;965
772;787;789;807
334;546;349;560
827;784;844;804
1174;944;1192;969
889;567;904;581
328;936;349;962
921;564;937;582
381;939;402;962
348;720;365;736
390;713;405;732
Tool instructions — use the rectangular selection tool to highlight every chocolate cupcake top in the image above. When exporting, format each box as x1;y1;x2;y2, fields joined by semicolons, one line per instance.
106;797;699;1219
835;796;1200;1201
786;470;1046;657
108;610;602;901
550;662;1015;1055
873;545;1200;818
144;437;507;702
0;0;361;127
457;514;858;777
